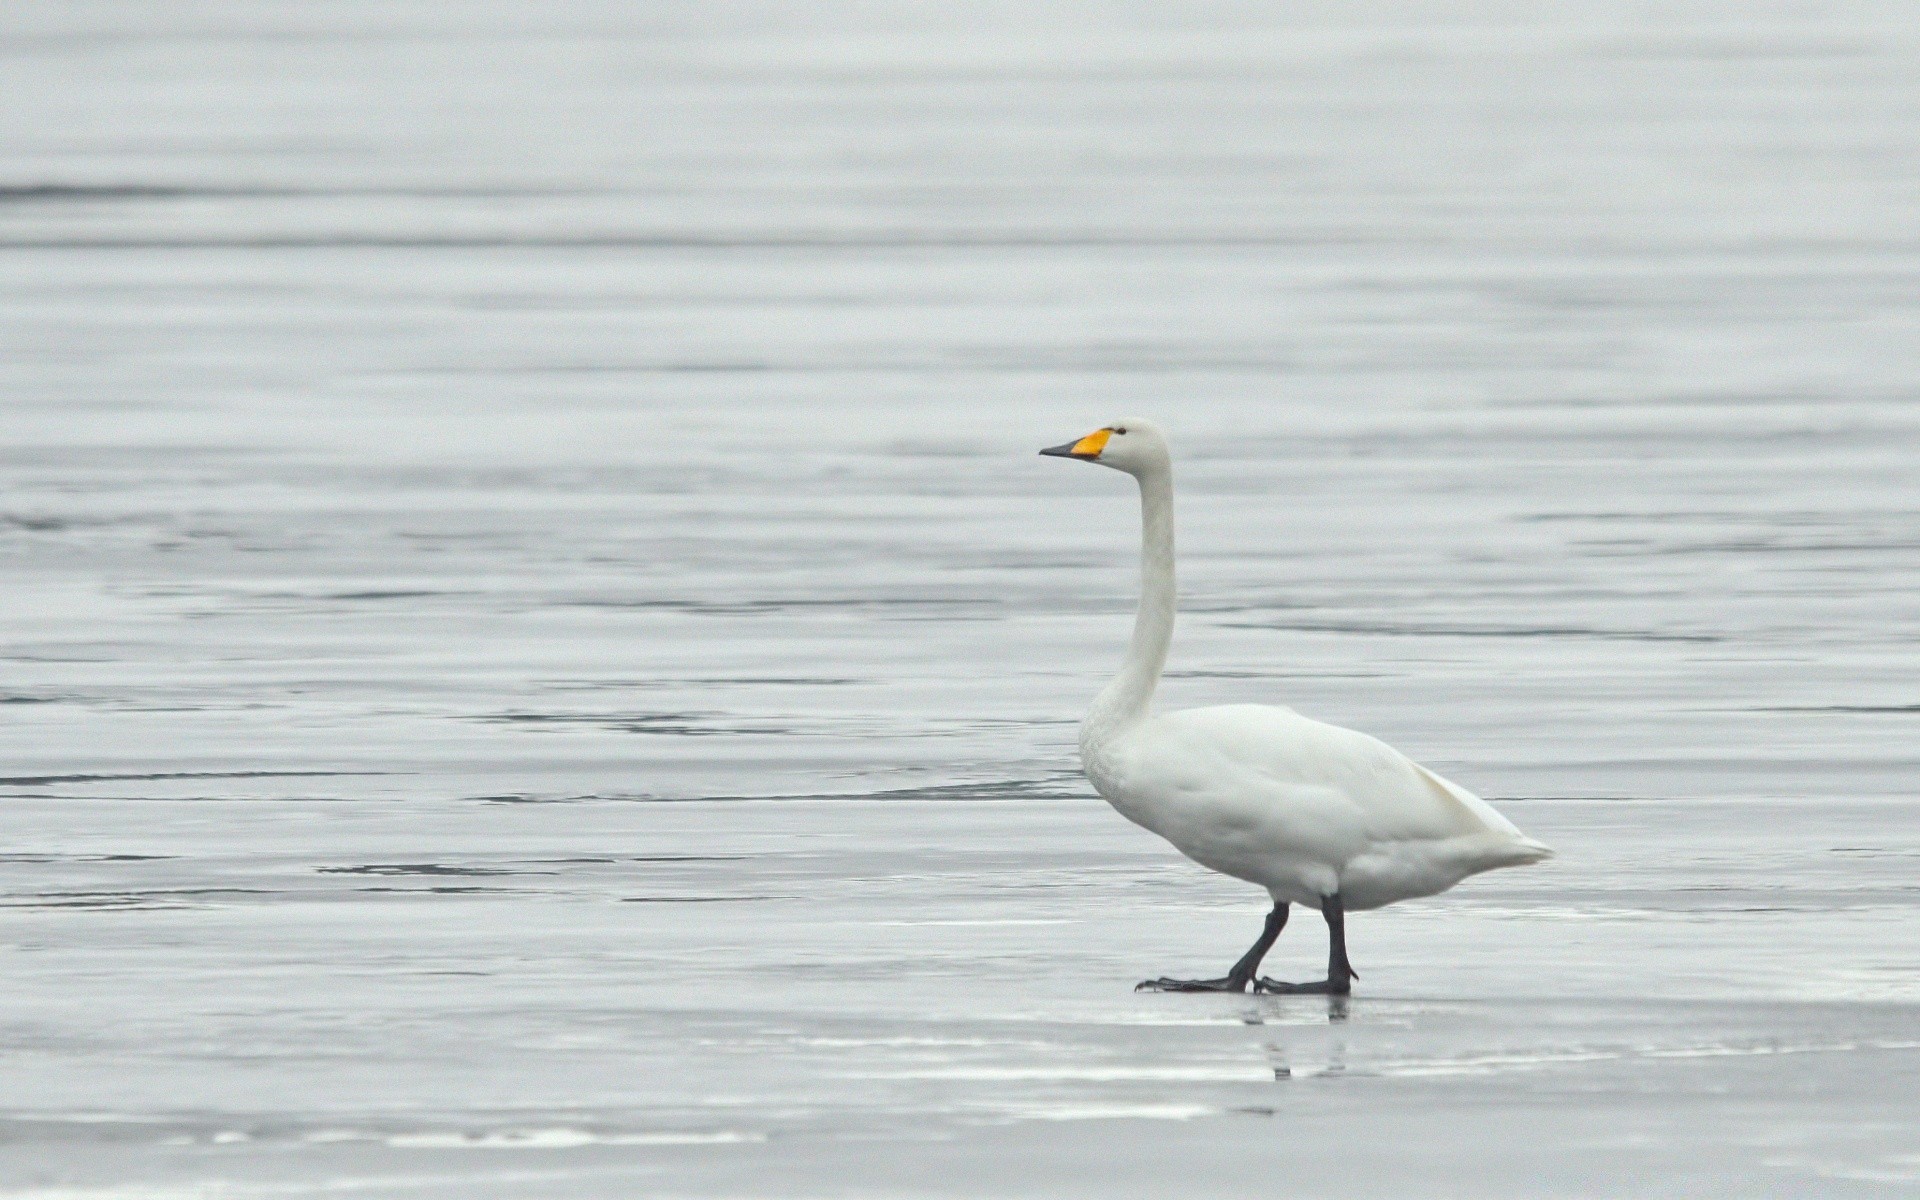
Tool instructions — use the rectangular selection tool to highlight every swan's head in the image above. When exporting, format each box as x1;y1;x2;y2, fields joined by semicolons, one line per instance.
1038;418;1169;476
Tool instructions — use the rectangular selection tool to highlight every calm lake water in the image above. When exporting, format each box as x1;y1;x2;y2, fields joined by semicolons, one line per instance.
3;2;1918;1196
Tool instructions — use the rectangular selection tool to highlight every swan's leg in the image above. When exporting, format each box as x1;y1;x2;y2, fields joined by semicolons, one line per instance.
1253;893;1355;995
1136;903;1289;993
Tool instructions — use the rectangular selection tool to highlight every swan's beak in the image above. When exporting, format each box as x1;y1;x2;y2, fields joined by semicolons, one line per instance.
1039;429;1111;460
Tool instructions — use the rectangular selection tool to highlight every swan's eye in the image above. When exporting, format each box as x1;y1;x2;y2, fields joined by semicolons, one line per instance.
1112;426;1127;435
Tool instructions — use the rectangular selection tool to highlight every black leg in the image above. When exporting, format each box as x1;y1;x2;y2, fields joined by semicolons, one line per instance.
1254;893;1355;995
1136;903;1289;993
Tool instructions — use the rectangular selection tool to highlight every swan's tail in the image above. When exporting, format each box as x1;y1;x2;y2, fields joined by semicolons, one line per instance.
1482;834;1554;870
1430;830;1554;881
1411;766;1555;870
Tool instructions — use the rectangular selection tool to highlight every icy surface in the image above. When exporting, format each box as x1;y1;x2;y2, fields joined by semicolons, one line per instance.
3;2;1920;1195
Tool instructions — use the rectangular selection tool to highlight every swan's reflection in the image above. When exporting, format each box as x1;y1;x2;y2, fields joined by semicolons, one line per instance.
1239;994;1349;1025
1246;994;1351;1080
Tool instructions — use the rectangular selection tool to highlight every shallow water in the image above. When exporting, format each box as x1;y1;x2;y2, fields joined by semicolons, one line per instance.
4;2;1920;1196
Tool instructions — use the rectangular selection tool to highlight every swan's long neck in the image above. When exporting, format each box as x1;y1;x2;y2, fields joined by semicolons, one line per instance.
1084;460;1175;741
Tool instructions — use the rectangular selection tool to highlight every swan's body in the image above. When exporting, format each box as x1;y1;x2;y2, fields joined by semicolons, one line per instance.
1086;703;1549;912
1042;419;1550;994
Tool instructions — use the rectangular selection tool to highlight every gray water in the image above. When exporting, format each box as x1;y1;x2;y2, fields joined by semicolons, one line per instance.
4;2;1920;1196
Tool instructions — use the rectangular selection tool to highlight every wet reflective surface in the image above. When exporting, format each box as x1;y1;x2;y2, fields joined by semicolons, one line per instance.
4;2;1919;1195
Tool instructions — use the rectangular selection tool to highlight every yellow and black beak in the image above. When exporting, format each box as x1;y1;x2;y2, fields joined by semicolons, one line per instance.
1039;428;1111;461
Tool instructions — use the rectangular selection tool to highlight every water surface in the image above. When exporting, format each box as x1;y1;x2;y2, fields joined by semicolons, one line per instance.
3;2;1919;1195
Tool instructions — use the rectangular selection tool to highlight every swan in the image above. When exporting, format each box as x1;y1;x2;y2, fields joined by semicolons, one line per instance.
1041;420;1552;994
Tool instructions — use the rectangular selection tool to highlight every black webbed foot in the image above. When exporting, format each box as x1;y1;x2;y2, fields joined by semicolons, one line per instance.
1133;904;1290;995
1135;976;1248;993
1249;895;1357;995
1253;975;1352;996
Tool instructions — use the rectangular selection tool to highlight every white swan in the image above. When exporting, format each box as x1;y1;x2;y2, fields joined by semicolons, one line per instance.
1041;420;1552;994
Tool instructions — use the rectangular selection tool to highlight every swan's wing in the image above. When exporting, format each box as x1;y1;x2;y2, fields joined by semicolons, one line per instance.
1147;704;1514;845
1108;719;1377;881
